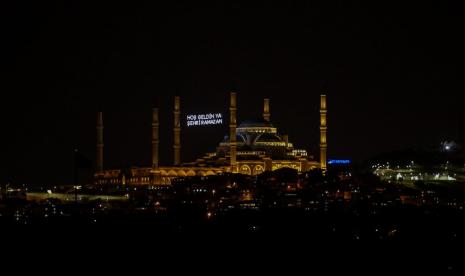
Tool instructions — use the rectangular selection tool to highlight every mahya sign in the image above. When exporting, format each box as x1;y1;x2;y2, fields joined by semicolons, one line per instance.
186;113;223;127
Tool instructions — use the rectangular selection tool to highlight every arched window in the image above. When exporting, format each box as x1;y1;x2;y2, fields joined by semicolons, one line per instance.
253;165;265;176
240;165;252;175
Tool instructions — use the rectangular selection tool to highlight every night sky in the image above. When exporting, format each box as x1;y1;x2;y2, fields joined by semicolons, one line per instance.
2;1;465;185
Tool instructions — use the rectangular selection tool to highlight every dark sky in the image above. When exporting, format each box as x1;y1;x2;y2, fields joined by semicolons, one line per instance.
2;0;465;185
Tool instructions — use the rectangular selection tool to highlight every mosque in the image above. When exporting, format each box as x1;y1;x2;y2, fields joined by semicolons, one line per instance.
94;91;328;185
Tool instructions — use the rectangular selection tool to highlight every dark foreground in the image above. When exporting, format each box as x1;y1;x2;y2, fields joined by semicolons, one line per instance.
2;170;465;272
2;203;464;273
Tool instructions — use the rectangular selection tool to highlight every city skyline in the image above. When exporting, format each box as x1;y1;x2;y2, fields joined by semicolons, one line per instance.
2;1;465;186
2;2;465;270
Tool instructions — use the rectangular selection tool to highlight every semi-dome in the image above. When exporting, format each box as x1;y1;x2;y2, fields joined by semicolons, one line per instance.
255;133;282;143
222;134;246;143
238;119;274;128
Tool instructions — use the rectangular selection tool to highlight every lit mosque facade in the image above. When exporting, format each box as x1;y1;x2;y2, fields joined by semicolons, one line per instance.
94;92;328;185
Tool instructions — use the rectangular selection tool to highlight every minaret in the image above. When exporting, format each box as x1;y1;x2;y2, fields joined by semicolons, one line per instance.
152;108;160;169
263;98;271;122
152;108;161;184
230;91;237;172
173;96;181;166
320;94;328;174
96;112;104;173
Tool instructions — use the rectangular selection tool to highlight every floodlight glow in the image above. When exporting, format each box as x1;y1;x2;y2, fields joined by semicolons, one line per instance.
187;113;223;127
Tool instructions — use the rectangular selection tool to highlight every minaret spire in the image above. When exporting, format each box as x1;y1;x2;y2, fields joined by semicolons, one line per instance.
152;108;160;169
96;112;104;173
230;91;238;172
152;108;161;184
320;94;327;174
174;96;181;166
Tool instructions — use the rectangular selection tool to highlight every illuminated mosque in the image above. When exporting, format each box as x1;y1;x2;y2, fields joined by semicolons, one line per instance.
94;92;328;185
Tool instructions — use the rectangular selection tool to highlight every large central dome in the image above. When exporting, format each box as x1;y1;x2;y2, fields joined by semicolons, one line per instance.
238;118;274;128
